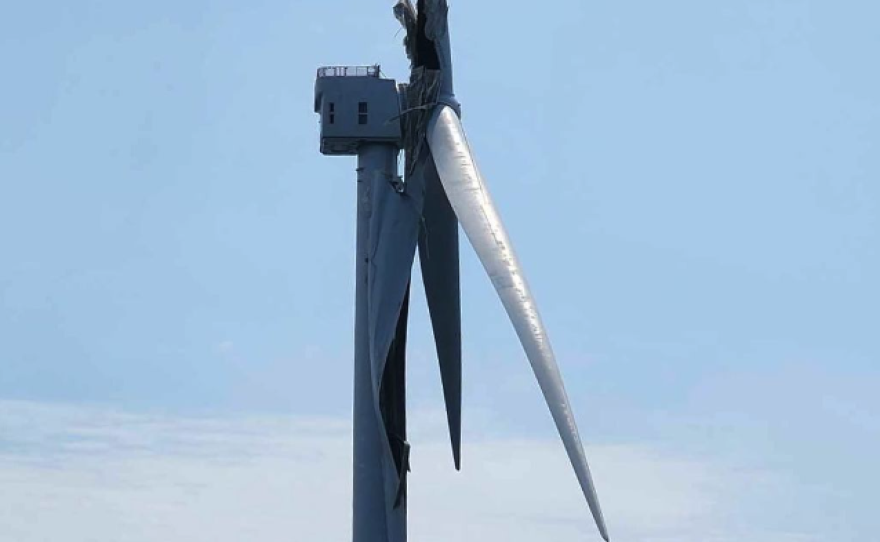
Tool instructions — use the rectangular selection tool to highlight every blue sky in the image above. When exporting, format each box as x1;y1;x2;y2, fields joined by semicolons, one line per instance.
0;1;878;540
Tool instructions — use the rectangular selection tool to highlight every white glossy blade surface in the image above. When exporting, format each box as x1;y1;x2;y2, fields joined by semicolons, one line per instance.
426;105;609;541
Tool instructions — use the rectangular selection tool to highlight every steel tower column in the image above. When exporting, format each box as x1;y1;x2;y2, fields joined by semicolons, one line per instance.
353;143;406;542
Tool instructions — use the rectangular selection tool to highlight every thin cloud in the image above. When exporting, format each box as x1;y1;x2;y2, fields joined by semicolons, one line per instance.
0;400;812;542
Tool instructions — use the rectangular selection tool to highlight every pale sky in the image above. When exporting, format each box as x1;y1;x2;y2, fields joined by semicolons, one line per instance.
0;1;878;541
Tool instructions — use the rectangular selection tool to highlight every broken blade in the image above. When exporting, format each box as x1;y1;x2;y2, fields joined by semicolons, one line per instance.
418;154;462;470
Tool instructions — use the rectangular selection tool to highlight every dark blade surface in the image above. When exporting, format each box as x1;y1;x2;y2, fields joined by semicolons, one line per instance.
426;105;610;541
417;154;462;470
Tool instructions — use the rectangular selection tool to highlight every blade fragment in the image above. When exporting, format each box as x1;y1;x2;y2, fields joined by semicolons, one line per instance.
360;144;425;528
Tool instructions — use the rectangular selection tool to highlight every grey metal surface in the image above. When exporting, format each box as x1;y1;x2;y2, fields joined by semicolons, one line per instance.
355;144;425;542
315;69;403;156
353;146;396;542
365;152;424;396
426;105;610;541
417;154;462;470
365;144;425;542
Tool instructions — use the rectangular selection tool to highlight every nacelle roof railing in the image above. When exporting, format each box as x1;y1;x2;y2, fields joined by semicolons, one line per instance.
316;65;381;78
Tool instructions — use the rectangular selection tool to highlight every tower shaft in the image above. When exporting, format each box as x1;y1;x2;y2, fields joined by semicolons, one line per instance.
353;144;407;542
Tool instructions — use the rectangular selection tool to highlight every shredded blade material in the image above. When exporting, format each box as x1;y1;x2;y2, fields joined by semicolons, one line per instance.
426;105;610;541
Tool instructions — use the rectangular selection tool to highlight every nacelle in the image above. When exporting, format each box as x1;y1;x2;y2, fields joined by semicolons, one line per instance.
314;65;403;156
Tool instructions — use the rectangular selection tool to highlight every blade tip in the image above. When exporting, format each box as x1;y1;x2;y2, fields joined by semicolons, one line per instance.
598;521;610;541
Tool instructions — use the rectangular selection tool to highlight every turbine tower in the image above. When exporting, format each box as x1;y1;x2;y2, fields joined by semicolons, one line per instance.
313;2;609;541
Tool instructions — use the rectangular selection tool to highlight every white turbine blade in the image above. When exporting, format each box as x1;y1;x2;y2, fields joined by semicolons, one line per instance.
426;105;610;541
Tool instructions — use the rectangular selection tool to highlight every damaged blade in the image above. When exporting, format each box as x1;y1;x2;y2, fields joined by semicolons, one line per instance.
426;105;610;541
383;284;411;509
360;145;426;522
418;155;462;470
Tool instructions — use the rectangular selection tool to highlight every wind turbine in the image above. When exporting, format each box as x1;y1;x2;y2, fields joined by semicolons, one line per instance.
313;1;609;541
